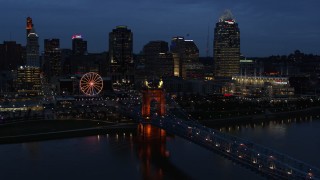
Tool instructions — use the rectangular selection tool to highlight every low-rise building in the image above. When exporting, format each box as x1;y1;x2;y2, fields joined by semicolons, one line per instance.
231;75;294;98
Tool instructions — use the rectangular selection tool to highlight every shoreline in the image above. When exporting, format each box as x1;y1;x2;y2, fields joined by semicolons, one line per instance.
201;106;320;127
2;106;320;144
0;120;137;144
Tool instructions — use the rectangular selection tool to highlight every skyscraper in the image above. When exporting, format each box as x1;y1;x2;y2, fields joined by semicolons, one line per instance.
214;10;240;78
108;26;134;84
44;39;61;77
170;37;199;78
0;41;24;71
143;41;173;78
184;40;199;63
72;35;87;55
26;28;40;67
171;36;185;77
15;17;41;95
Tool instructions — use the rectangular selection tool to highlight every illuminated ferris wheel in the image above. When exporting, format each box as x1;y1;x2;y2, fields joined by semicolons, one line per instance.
80;72;103;96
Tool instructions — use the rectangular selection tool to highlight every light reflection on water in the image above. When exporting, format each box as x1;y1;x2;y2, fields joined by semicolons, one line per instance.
0;118;319;179
0;124;263;180
220;116;320;168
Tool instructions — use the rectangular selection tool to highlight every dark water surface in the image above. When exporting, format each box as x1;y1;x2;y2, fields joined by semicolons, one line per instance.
0;118;319;180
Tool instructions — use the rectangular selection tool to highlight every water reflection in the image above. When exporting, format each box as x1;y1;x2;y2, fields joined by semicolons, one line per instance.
0;117;318;179
218;115;315;135
135;124;191;180
22;142;40;160
217;115;320;167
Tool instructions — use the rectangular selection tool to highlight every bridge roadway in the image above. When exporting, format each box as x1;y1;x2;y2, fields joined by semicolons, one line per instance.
148;113;319;180
121;95;320;179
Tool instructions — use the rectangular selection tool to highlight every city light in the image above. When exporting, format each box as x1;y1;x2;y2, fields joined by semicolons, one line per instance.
72;34;82;39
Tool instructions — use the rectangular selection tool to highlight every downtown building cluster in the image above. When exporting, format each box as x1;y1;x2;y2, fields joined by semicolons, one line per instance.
0;11;319;99
0;17;204;96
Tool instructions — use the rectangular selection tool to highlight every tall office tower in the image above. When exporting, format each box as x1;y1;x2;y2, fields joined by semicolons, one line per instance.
0;41;24;71
213;10;240;78
26;17;33;38
184;40;199;62
16;17;41;95
72;35;87;55
26;28;40;67
171;36;185;77
44;39;61;77
183;40;201;79
143;41;173;78
108;26;134;84
170;37;199;78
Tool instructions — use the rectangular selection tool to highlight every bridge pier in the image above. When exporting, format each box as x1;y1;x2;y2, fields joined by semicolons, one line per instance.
141;80;166;119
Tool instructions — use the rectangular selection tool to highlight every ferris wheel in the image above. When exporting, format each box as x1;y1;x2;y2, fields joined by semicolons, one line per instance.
79;72;103;96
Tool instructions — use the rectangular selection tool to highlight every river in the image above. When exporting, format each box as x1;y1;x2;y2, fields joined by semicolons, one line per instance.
0;117;319;179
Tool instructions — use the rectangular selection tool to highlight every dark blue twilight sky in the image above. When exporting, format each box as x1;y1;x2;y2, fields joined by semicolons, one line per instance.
1;0;319;57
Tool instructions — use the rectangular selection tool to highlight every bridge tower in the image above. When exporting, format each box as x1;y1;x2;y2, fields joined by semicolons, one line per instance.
141;79;166;118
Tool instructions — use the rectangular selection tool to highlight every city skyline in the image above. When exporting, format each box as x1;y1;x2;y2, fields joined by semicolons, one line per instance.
1;0;320;57
1;2;320;179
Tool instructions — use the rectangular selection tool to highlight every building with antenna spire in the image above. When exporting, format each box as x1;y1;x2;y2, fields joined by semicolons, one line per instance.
15;17;41;95
26;17;33;39
213;10;240;79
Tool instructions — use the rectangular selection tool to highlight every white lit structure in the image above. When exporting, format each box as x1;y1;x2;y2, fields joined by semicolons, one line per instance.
232;75;294;98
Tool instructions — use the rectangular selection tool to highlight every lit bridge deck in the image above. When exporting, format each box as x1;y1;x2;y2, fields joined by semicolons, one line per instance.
146;114;320;180
123;99;320;179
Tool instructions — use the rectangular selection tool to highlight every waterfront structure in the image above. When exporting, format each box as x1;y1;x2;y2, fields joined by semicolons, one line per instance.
170;37;199;79
141;79;166;118
108;26;134;84
141;112;319;180
232;75;294;97
44;39;61;77
72;35;87;55
214;10;240;78
143;41;173;78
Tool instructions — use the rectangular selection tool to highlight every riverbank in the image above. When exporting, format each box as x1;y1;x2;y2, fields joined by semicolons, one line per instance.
201;106;320;127
0;120;137;144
